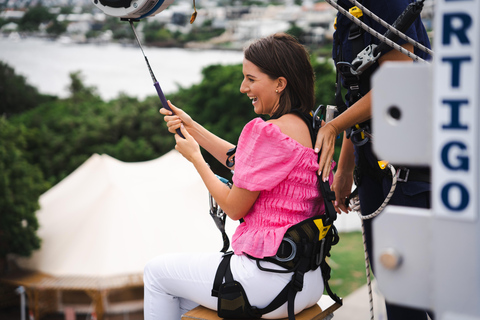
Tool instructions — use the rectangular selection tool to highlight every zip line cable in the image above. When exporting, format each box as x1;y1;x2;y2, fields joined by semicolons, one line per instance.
348;0;434;57
324;0;427;62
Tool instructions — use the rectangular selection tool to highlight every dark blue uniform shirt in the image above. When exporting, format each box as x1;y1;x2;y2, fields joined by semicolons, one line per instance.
333;0;431;99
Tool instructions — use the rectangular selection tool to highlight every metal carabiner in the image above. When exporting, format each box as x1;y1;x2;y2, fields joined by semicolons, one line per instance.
350;44;382;76
209;193;218;212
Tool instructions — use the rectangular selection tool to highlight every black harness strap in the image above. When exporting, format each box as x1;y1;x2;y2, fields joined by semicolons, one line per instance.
212;252;233;298
226;146;236;168
209;203;230;253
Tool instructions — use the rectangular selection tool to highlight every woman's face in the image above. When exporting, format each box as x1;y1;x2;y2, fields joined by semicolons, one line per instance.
240;58;280;116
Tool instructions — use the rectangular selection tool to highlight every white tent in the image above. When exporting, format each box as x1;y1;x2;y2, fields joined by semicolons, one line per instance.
7;151;236;318
16;150;235;277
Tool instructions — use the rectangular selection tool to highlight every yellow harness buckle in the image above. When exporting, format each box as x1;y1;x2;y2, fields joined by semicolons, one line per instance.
378;160;389;170
314;218;332;241
349;6;363;19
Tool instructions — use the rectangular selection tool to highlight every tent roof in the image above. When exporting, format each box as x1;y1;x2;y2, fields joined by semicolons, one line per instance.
1;269;143;290
15;151;235;280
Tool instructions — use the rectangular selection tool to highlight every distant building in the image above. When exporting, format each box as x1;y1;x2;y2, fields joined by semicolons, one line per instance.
0;9;25;20
0;21;18;32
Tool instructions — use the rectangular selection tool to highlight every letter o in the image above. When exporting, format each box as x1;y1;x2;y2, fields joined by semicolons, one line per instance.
441;182;469;211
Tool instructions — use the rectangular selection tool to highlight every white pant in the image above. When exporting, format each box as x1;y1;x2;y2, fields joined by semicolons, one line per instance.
143;252;324;320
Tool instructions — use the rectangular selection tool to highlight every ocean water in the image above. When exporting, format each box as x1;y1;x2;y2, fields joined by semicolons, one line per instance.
0;36;244;100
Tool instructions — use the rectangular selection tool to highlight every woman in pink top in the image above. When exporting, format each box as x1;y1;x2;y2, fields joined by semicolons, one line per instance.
144;33;333;320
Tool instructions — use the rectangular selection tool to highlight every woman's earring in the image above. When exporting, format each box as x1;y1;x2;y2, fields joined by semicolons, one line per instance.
276;89;279;93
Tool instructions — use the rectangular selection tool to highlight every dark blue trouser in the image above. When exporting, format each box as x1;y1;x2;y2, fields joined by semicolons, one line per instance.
355;142;433;320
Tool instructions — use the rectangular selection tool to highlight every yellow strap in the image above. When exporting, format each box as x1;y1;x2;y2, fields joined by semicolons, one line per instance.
355;124;365;140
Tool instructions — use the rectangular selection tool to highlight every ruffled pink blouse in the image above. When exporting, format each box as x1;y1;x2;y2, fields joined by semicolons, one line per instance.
231;118;332;259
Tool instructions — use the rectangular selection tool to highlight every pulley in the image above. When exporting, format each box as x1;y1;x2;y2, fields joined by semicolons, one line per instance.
92;0;174;20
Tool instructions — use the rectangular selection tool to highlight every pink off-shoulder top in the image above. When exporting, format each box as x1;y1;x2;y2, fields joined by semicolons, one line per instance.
231;118;333;259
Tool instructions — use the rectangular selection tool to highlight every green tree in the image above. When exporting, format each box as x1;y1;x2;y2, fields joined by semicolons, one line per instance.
67;71;99;101
311;58;343;163
169;64;252;142
18;5;53;32
47;19;68;36
101;17;134;41
312;57;336;107
182;20;225;43
11;74;173;185
286;23;305;43
60;6;74;14
166;64;252;177
0;117;48;271
0;61;56;117
143;21;174;44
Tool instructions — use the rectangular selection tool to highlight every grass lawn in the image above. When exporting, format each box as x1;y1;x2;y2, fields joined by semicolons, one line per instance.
326;231;368;299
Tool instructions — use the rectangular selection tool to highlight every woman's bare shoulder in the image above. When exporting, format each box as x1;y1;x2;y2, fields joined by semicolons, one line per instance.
268;114;312;148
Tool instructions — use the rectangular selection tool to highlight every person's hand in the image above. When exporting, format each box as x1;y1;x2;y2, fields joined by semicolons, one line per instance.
331;170;354;214
315;122;339;181
174;124;202;164
160;101;193;134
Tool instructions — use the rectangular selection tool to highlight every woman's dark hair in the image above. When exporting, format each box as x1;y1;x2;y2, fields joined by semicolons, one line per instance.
244;33;315;118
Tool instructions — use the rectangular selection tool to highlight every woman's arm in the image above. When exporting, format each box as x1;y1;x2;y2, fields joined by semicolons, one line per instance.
174;125;259;221
316;43;415;180
161;101;236;168
331;135;355;213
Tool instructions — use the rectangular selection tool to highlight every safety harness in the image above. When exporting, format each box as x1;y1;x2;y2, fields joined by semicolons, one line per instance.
210;110;342;320
334;1;427;148
334;4;374;147
333;2;431;191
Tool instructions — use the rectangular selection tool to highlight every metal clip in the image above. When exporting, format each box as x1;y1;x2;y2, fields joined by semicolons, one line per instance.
350;44;382;76
396;167;410;182
316;238;326;265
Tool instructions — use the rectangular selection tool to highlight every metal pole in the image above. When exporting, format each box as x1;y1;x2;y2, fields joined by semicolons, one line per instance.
15;286;26;320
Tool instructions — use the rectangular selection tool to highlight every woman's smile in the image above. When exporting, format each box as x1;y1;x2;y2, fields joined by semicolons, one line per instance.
240;58;280;116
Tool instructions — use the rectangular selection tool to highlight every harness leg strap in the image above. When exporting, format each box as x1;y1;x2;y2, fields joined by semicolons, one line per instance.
212;252;234;297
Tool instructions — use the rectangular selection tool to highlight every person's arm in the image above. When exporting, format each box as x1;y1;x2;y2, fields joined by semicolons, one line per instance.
331;134;355;213
316;43;415;180
160;101;236;168
174;125;259;220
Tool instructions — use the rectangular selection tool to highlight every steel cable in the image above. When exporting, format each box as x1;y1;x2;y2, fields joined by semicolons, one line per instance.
348;0;433;57
325;0;427;62
347;164;397;320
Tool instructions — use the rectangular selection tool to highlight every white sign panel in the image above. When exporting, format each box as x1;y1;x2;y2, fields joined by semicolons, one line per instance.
433;0;479;220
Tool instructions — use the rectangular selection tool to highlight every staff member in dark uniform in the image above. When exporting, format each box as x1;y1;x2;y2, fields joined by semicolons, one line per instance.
315;1;433;319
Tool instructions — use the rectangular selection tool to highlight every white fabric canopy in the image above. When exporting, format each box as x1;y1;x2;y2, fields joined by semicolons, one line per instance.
16;151;236;278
